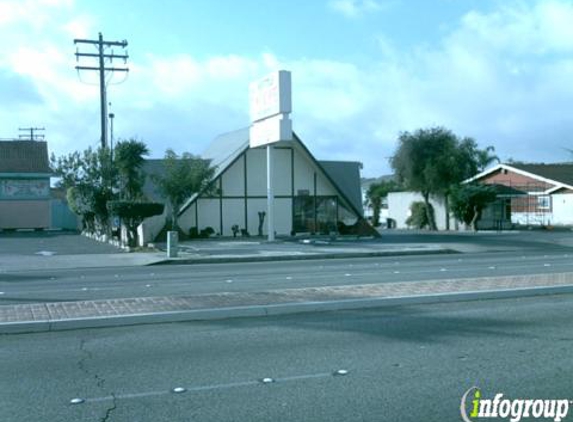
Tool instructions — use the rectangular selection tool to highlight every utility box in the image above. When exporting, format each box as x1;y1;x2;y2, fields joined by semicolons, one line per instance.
167;231;178;258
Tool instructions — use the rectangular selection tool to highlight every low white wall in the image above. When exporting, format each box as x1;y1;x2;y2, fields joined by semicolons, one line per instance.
511;212;553;226
138;208;168;247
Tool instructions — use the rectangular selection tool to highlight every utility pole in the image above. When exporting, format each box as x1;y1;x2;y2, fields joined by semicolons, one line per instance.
18;127;45;141
74;32;128;149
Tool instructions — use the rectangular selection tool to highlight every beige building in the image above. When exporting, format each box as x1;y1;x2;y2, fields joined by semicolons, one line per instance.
0;141;52;230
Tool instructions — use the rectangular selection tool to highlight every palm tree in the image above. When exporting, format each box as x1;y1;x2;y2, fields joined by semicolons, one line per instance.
114;139;149;200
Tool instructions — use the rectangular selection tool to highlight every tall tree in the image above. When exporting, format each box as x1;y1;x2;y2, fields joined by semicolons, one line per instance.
152;149;215;232
52;146;115;234
114;139;149;200
390;127;497;230
450;184;498;231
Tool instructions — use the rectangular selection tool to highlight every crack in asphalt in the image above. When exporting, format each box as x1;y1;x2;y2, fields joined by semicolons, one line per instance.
78;339;118;421
100;393;117;422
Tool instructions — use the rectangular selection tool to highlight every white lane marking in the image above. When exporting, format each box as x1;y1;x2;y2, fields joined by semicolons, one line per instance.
35;250;56;256
82;372;337;404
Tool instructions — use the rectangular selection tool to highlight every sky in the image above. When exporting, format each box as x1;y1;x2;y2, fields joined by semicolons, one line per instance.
1;0;573;177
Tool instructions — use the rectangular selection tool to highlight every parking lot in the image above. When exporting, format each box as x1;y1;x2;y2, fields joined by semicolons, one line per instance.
0;230;121;256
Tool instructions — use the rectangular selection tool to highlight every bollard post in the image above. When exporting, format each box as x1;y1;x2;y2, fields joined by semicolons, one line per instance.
167;231;178;258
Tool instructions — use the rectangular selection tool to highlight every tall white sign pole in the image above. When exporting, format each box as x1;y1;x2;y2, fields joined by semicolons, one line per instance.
267;145;275;241
249;70;292;242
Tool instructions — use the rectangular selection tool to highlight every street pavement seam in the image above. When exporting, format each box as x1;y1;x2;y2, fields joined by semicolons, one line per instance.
1;272;573;334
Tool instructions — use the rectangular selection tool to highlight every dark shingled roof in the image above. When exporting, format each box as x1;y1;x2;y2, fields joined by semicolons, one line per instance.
0;141;51;174
510;163;573;187
319;160;364;216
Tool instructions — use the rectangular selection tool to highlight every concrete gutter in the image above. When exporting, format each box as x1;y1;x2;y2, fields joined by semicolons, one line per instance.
150;248;458;266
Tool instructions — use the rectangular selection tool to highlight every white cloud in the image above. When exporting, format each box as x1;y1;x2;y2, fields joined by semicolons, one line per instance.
1;0;573;177
328;0;384;18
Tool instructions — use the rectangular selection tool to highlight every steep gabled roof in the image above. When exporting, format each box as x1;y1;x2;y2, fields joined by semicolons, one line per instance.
0;141;51;174
319;160;363;216
179;129;364;217
465;163;573;192
202;127;250;184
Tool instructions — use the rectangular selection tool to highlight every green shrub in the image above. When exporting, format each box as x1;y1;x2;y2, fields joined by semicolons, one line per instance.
107;201;164;247
406;201;435;229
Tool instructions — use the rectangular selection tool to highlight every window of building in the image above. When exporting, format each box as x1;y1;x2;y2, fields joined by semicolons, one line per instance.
537;195;551;210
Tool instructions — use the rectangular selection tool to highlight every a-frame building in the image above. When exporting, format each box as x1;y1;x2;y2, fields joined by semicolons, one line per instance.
173;128;364;237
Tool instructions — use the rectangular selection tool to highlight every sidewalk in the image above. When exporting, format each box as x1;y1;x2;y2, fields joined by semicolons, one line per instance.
3;272;573;334
0;240;454;271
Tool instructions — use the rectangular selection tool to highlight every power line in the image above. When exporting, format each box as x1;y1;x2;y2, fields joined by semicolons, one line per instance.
74;32;129;149
18;127;45;141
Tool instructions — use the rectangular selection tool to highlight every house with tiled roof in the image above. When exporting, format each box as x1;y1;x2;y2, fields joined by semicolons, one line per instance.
467;162;573;226
0;141;52;230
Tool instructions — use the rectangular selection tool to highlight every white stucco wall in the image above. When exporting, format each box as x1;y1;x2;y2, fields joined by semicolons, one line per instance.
246;148;267;196
197;199;221;234
178;202;196;233
273;148;292;196
387;192;454;230
221;155;245;196
549;193;573;225
247;198;268;235
293;150;314;194
222;198;245;236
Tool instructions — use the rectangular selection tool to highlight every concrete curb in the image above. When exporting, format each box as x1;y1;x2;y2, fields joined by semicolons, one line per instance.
149;248;458;266
3;283;573;334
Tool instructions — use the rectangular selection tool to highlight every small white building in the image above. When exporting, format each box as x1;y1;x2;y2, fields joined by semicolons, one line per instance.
141;128;365;243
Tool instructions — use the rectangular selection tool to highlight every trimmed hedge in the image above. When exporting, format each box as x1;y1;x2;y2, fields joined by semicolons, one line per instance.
107;201;164;219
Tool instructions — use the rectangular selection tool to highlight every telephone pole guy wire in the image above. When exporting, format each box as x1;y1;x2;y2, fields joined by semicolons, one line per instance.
74;32;129;149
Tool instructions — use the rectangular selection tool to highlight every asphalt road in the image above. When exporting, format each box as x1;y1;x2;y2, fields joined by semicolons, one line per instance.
1;250;572;304
3;294;573;421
